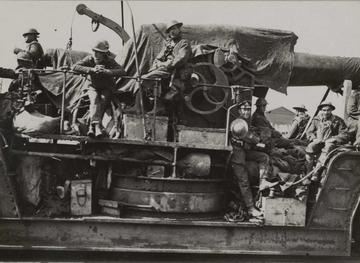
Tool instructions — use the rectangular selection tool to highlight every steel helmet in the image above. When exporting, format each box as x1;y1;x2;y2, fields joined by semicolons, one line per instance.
293;104;307;112
101;39;110;48
165;20;183;33
255;98;268;106
92;40;109;53
23;28;40;36
16;52;32;62
230;118;249;139
317;101;335;111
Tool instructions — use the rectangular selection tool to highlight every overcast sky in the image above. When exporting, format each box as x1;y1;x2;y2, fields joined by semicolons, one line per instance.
1;1;359;117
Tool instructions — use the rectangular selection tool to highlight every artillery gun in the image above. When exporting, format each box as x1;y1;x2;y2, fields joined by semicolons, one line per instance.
1;4;360;258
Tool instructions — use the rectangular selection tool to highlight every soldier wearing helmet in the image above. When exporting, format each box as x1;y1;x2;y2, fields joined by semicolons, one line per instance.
251;97;293;149
229;100;275;219
101;39;117;59
72;40;126;138
305;101;349;181
13;28;44;69
288;104;310;140
125;20;192;116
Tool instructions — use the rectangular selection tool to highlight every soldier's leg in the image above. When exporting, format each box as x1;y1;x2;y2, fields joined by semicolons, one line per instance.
231;148;262;218
305;141;324;181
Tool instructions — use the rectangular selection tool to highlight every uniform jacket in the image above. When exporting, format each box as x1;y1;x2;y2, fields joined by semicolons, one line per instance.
150;33;191;71
347;90;360;121
20;41;44;68
251;109;282;138
251;109;275;130
288;114;310;139
306;114;349;144
72;55;125;91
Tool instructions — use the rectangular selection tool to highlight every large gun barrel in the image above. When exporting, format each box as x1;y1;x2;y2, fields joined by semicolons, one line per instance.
289;52;360;89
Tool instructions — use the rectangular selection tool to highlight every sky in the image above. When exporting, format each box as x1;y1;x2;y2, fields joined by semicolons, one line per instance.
1;1;360;118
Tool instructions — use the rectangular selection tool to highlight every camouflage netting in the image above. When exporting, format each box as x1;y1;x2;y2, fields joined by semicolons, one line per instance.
116;23;298;94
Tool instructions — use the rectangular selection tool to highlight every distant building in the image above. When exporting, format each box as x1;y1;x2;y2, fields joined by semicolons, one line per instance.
265;106;295;136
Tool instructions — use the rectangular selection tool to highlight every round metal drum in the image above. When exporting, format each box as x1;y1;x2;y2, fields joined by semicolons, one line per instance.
109;175;228;220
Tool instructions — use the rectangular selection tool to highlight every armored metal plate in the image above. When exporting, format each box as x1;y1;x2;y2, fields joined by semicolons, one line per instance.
110;188;225;213
176;125;226;146
123;114;168;142
112;175;227;193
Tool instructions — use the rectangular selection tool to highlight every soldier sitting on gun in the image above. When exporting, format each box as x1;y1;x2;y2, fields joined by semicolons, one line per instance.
288;104;310;140
230;100;277;219
72;40;126;138
125;20;192;116
305;101;349;181
13;28;44;69
251;98;293;148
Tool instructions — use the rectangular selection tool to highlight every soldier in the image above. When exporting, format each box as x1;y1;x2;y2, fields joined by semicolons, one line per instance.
230;100;275;218
72;40;126;138
305;101;349;181
288;104;310;140
14;28;44;69
347;90;360;143
251;98;293;148
126;20;192;116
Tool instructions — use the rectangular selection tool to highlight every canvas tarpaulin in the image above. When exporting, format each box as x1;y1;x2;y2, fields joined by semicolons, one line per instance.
116;23;298;94
37;49;91;112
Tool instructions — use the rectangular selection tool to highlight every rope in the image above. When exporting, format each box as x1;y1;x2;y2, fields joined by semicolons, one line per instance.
66;9;77;50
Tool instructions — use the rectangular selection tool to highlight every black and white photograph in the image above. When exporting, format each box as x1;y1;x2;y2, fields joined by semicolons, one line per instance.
0;1;360;262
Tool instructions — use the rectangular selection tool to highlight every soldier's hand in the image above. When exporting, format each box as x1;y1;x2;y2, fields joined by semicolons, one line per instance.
13;47;22;54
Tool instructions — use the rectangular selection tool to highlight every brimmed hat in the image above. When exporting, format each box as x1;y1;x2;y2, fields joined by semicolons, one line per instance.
317;101;335;111
165;20;183;33
293;104;307;112
23;28;40;36
92;40;109;53
255;98;268;106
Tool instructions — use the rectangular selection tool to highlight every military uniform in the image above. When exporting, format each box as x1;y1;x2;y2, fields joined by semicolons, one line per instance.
288;114;310;139
72;54;125;125
230;117;270;208
306;114;349;162
141;33;192;90
251;109;292;148
347;90;360;142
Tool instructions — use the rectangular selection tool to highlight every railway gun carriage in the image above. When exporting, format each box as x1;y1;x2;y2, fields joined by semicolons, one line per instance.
1;4;360;257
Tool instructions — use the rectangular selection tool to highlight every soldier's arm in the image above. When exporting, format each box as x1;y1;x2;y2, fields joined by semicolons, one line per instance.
165;39;191;70
105;59;126;77
27;42;43;60
288;120;299;139
333;118;350;144
72;56;94;74
306;118;317;142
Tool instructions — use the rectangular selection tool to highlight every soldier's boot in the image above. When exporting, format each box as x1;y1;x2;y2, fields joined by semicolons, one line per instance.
305;158;319;182
247;206;263;218
124;91;142;115
94;123;103;138
87;124;95;138
147;98;167;116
